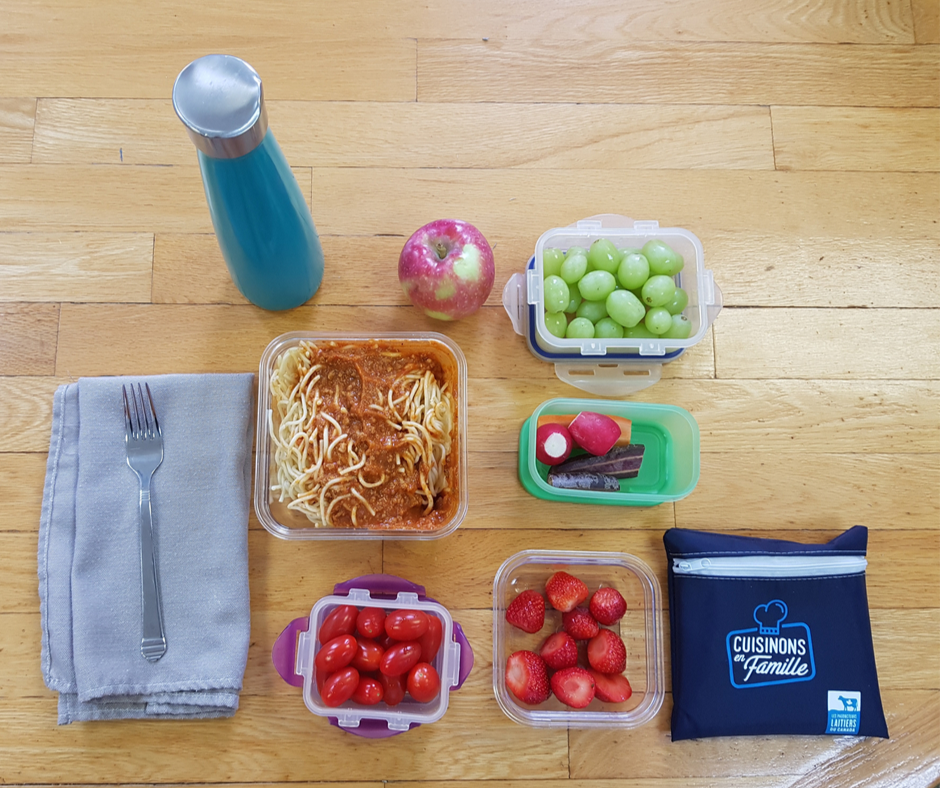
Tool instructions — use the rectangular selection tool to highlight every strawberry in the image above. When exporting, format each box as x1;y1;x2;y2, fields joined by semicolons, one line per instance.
505;589;545;634
587;629;627;674
589;587;627;625
545;571;589;612
590;670;633;704
562;607;600;640
505;650;551;705
550;666;596;708
539;631;579;670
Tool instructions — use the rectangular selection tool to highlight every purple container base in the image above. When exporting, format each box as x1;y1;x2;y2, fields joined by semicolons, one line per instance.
272;574;475;738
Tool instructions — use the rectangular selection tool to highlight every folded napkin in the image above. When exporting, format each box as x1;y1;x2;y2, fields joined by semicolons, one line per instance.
39;374;254;724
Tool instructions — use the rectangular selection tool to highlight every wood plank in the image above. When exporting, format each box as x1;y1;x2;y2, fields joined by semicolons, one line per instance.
567;689;938;780
0;692;567;783
417;41;940;107
1;0;917;45
913;0;940;44
33;99;775;170
0;303;58;375
713;307;940;380
0;98;35;163
3;167;938;241
391;781;795;788
705;233;940;309
0;377;62;453
0;454;46;531
53;303;716;383
381;529;940;612
678;453;940;531
772;107;940;171
0;232;153;302
0;38;416;100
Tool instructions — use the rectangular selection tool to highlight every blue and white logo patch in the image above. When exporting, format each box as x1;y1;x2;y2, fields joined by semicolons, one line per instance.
826;690;861;734
726;599;816;689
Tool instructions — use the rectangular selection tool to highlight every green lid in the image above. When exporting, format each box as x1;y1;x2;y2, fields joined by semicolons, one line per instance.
518;398;700;506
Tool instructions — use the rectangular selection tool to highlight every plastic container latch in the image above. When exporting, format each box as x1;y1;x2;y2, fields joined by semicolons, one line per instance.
576;219;603;231
703;270;723;326
553;361;663;396
525;267;541;305
387;718;411;732
395;591;420;605
501;272;527;336
448;641;462;688
633;220;659;232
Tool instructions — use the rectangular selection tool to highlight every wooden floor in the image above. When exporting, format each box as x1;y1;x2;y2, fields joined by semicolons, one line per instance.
1;0;939;786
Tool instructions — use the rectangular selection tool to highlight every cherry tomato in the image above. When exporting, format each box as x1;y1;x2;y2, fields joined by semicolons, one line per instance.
315;634;358;673
321;666;359;708
356;607;386;639
380;672;406;706
377;632;396;650
385;609;429;641
351;676;385;705
318;604;358;644
351;639;384;673
379;641;422;676
417;614;443;663
406;662;441;703
315;667;329;694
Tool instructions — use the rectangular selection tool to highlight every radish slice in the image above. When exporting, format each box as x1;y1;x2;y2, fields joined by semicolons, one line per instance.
536;423;573;465
568;412;621;456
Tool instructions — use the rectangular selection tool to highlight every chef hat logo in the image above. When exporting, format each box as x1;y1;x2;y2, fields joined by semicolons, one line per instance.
753;600;788;635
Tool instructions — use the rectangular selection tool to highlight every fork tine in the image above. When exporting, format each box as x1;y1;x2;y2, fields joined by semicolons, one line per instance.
144;383;161;435
129;382;143;438
136;383;152;438
122;385;133;433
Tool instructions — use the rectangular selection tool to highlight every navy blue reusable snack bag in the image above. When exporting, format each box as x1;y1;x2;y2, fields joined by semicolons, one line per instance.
664;526;888;740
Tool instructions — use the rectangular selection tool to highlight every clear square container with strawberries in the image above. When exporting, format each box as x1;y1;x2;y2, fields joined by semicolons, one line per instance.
493;550;664;728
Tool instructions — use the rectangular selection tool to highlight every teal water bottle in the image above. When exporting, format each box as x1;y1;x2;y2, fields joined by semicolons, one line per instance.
173;55;324;311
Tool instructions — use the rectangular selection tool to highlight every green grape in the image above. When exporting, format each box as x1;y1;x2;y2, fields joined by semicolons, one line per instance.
618;247;641;257
543;247;565;278
605;289;646;328
641;274;676;307
560;252;588;284
617;252;650;290
665;286;689;315
625;324;657;339
566;317;595;339
664;313;692;339
544;311;568;338
577;269;617;301
644;306;673;335
576;299;608;323
642;239;684;276
566;245;587;259
565;292;583;313
587;239;622;273
543;275;570;313
594;317;625;338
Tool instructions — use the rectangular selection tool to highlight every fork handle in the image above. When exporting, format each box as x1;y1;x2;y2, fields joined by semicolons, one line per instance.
138;478;167;662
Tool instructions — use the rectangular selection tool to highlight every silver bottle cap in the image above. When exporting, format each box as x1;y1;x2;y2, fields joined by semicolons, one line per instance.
172;54;269;159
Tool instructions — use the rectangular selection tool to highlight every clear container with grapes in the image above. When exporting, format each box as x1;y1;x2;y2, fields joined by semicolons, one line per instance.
502;215;722;396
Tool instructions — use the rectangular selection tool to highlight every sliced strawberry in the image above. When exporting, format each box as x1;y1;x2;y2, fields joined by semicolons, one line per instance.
545;571;589;612
539;631;579;670
505;650;552;705
506;589;546;634
589;587;627;625
550;666;596;708
590;670;633;704
587;629;627;674
562;607;600;641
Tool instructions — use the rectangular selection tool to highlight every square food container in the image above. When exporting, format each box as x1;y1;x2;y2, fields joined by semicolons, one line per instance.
502;214;722;395
493;550;664;728
520;397;700;506
254;331;468;540
272;575;474;737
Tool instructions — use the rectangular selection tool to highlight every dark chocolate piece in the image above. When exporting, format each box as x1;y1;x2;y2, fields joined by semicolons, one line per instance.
553;444;645;479
547;471;620;491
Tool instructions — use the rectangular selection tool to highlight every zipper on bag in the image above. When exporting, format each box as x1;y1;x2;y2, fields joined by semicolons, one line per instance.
672;554;868;578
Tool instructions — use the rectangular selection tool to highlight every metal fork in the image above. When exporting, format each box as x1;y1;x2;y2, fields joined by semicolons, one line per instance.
123;383;167;662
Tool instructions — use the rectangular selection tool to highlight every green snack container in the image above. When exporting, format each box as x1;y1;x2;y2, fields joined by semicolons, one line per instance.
519;398;699;506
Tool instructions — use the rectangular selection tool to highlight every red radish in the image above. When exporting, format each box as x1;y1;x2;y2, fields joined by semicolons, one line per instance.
535;423;573;465
537;414;632;447
567;411;622;456
590;670;633;703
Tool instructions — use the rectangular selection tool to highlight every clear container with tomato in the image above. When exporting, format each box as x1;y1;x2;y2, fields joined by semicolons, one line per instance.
273;574;473;736
493;550;664;728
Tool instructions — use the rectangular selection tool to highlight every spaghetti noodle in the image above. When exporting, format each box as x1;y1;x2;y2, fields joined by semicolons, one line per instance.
268;340;458;530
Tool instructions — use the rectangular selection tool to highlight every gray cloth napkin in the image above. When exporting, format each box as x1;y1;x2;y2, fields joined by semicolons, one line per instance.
39;374;254;724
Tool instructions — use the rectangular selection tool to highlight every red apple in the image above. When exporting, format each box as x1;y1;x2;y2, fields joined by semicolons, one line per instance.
398;219;495;320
